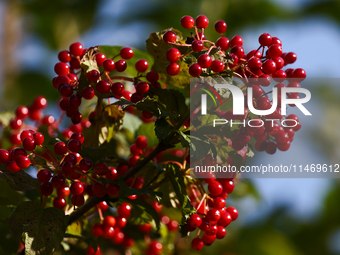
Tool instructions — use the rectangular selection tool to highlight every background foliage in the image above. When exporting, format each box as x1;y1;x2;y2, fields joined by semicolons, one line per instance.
1;0;340;254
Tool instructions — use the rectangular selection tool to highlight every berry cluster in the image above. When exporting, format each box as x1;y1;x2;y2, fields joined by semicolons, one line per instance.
187;175;237;250
54;42;161;124
162;15;306;155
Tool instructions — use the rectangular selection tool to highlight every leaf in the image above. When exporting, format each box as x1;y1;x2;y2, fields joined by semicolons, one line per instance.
188;133;213;163
165;163;195;237
0;111;15;127
9;201;68;255
154;118;176;141
0;165;40;191
124;198;161;230
80;46;100;73
102;104;125;142
78;146;107;163
99;46;154;78
146;29;191;89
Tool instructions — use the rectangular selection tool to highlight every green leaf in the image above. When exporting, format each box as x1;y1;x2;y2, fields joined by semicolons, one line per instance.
78;146;107;163
0;111;15;127
189;133;213;163
99;46;154;78
154;118;176;141
124;198;161;230
0;165;40;191
165;163;195;237
146;29;191;89
9;201;68;255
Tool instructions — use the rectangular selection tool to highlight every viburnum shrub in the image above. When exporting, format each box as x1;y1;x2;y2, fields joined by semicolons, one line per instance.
0;14;305;254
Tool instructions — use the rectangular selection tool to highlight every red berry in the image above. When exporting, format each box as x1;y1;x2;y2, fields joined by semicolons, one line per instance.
23;137;36;151
226;206;238;221
118;202;132;218
213;197;226;209
111;82;125;97
40;182;53;196
58;50;71;62
166;48;181;62
163;31;177;43
191;237;204;250
96;80;111;94
166;62;180;76
71;194;85;206
292;68;306;82
115;216;127;228
188;214;202;228
230;35;243;47
189;63;202;77
0;149;10;164
262;59;276;74
103;216;116;228
206;208;221;221
79;158;93;171
120;47;134;59
57;186;70;197
248;57;262;70
135;59;149;73
15;106;29;119
32;96;47;110
192;40;204;52
148;241;163;254
284;52;297;64
51;175;66;188
216;226;227;239
53;197;66;209
54;62;69;76
267;44;282;58
70;132;84;143
211;60;225;73
67;139;82;152
15;155;31;169
197;54;212;68
259;33;272;46
214;20;227;33
54;141;67;155
181;15;195;29
195;15;209;29
91;223;104;237
95;53;106;66
86;70;100;82
146;71;159;82
135;136;148;149
69;42;83;56
115;59;127;72
136;81;149;95
82;87;95;100
208;181;223;196
70;182;84;195
10;118;23;130
103;59;115;72
216;37;230;51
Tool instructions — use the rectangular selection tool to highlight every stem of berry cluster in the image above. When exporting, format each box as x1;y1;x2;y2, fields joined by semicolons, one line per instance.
67;141;169;225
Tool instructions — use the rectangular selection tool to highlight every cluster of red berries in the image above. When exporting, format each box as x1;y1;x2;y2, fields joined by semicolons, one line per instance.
167;15;305;155
54;42;162;125
186;173;237;250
